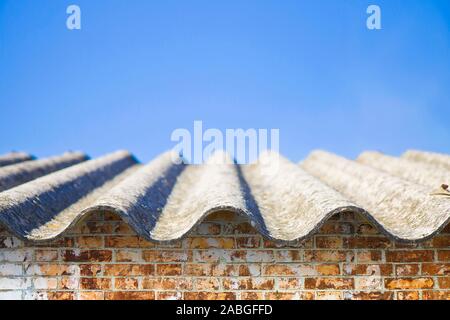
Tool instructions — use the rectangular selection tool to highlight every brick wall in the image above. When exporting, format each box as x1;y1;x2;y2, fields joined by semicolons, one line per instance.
0;211;449;300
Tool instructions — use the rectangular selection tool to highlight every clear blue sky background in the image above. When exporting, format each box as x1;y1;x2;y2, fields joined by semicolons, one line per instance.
1;0;449;163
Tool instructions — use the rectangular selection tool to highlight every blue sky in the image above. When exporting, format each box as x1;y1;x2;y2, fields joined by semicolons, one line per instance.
0;0;449;163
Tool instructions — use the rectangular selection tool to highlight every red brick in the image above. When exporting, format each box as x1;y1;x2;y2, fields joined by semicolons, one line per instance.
397;291;420;300
204;211;236;221
356;251;382;263
343;264;392;276
265;292;314;300
223;222;257;235
264;292;295;300
339;212;358;221
184;264;213;276
316;264;340;275
264;264;308;276
438;277;450;289
79;292;105;300
384;278;434;290
186;237;235;249
115;250;142;262
274;250;302;262
156;264;182;276
395;264;420;276
264;263;340;277
263;239;311;248
229;250;274;263
422;291;450;300
104;212;121;221
157;292;182;300
212;264;261;277
327;213;341;221
105;291;155;300
142;277;192;290
195;223;222;235
79;264;102;276
26;237;73;248
63;250;112;262
354;277;383;290
46;291;75;300
240;292;264;300
9;207;450;301
195;278;220;290
442;223;450;234
394;241;421;249
315;236;343;248
184;292;236;300
80;221;113;234
104;236;153;248
437;250;450;261
193;250;228;263
315;291;344;300
104;264;154;276
356;223;380;235
211;264;238;276
113;222;135;234
304;250;347;262
386;250;434;262
58;277;78;290
431;236;450;248
278;278;302;290
344;236;391;249
85;212;104;221
346;291;393;300
80;278;111;290
222;278;274;290
115;278;139;290
76;236;103;248
305;278;354;290
236;237;260;248
421;263;450;276
26;264;79;276
319;222;354;235
142;250;190;262
35;250;58;262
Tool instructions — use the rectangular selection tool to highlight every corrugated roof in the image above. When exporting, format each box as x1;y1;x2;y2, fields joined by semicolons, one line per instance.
0;152;88;192
0;149;449;243
0;152;33;167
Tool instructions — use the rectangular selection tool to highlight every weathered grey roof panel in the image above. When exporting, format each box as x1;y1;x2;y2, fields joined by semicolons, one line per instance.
0;148;449;243
357;151;450;189
301;150;450;241
0;152;33;167
0;150;137;239
403;150;450;170
0;152;88;192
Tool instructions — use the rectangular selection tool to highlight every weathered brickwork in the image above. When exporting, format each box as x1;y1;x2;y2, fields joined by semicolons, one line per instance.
0;211;449;300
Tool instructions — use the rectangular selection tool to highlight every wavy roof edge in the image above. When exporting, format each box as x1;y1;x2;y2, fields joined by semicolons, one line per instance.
0;149;449;244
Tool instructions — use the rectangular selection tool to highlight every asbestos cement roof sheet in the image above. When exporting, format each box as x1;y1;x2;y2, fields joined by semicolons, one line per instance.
0;148;449;243
0;152;34;167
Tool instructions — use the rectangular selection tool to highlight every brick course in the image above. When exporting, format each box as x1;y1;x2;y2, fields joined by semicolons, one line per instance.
0;211;449;300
